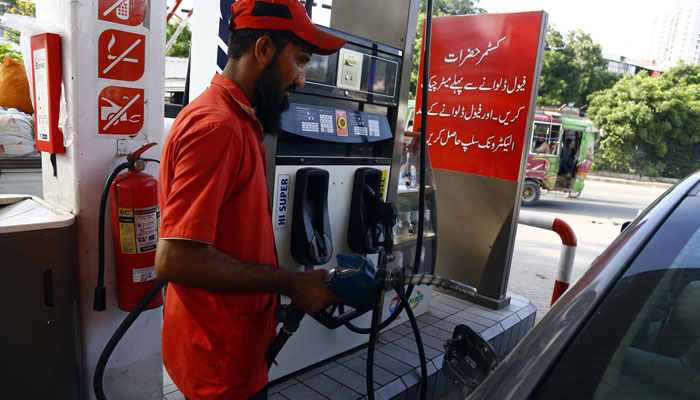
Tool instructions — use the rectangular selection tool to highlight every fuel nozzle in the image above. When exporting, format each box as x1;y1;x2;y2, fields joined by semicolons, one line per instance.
324;254;385;311
324;254;478;311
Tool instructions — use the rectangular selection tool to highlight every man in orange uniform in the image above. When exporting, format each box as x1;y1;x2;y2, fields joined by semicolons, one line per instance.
155;1;346;398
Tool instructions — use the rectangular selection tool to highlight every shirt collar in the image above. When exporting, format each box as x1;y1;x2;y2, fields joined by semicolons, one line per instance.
210;74;263;134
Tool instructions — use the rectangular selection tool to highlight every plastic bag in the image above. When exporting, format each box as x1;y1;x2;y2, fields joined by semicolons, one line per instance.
0;107;37;157
0;57;34;115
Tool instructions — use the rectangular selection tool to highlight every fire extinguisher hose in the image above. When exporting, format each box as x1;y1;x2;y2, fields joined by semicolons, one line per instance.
94;162;129;312
93;279;167;400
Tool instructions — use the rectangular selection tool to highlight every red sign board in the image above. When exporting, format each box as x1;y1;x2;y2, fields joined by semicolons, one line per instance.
415;12;545;182
98;0;147;26
98;30;145;81
98;86;144;135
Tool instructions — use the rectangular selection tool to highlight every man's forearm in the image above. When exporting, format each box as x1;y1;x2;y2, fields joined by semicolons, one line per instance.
154;238;342;313
155;238;297;295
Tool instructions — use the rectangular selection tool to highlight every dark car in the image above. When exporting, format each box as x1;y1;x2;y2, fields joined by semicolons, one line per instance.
468;170;700;399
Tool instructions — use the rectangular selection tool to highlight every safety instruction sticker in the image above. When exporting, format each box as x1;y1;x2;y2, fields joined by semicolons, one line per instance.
274;174;291;230
118;208;137;254
99;0;147;27
134;206;158;253
32;48;50;142
118;205;159;254
98;29;145;81
98;86;145;135
132;266;156;283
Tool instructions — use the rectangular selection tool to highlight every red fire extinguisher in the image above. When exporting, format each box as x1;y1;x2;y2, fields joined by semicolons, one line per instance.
94;143;163;312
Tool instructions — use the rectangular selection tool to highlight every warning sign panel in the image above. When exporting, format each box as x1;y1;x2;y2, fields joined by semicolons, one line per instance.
98;86;144;135
98;29;145;81
98;0;147;27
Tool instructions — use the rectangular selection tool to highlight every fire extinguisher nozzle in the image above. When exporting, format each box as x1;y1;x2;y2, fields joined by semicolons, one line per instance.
93;285;107;311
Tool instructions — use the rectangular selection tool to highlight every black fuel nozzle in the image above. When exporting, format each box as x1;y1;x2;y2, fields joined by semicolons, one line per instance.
274;303;306;334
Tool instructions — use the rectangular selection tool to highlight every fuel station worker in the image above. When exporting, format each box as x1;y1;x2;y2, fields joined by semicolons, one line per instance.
155;1;346;399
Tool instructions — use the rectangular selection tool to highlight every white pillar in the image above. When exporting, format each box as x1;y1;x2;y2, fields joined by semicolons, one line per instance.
35;1;166;399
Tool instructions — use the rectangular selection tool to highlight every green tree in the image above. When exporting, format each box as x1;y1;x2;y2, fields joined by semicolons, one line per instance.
166;21;191;58
2;1;36;45
538;27;619;108
587;63;700;178
411;0;485;95
0;41;23;62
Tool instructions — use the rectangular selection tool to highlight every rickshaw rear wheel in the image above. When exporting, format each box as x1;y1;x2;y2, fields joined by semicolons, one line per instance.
565;189;581;198
521;180;541;206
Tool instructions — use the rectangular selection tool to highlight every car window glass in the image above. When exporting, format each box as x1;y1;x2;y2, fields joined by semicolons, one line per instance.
531;197;700;400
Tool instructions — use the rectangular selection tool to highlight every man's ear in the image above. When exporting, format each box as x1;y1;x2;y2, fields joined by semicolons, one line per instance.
254;35;277;67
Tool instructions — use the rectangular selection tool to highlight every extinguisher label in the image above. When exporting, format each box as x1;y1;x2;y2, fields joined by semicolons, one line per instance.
118;206;159;254
134;206;159;253
118;208;137;254
132;266;157;283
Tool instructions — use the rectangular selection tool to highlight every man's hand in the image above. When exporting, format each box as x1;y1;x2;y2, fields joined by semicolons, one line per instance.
288;269;343;315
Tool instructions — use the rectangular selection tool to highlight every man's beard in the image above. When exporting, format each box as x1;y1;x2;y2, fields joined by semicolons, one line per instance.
255;56;295;134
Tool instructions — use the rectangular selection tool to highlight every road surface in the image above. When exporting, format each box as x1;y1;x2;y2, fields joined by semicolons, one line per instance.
508;178;672;322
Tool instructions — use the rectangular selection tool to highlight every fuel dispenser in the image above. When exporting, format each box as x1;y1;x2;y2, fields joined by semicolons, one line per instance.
260;4;494;396
265;26;417;379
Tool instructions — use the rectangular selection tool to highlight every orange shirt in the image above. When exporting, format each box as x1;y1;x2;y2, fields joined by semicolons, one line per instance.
159;74;278;399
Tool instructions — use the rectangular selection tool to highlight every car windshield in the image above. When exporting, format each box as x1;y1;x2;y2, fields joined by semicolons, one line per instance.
532;196;700;400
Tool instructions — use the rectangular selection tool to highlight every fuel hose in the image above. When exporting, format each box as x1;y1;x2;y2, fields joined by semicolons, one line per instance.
93;162;129;312
94;280;167;400
366;1;434;398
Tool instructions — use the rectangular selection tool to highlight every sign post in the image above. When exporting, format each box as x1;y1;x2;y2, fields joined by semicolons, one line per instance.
415;12;548;308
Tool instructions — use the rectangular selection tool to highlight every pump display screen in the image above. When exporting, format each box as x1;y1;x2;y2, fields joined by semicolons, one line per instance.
362;55;398;97
303;49;400;101
305;54;335;86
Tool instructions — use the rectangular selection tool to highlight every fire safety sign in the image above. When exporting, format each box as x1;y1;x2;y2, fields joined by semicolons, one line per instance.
98;30;145;81
98;86;144;135
99;0;147;26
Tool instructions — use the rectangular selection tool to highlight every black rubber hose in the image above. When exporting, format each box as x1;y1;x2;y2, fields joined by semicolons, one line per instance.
94;163;129;311
267;328;293;370
398;286;427;400
366;305;382;400
414;0;433;300
94;280;166;400
343;0;435;335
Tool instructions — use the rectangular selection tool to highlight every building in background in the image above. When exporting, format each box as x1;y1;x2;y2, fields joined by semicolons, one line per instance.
648;0;700;70
603;53;662;77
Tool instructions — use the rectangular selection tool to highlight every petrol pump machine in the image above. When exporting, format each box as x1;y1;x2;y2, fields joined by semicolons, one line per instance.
265;27;414;378
185;0;421;380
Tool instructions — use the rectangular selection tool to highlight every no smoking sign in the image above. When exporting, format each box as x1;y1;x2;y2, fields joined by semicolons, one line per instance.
98;30;145;81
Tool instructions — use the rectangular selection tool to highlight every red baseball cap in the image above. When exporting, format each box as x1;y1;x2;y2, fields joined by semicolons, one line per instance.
230;0;346;55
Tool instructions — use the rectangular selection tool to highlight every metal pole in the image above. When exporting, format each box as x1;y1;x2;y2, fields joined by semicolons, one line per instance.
518;211;577;305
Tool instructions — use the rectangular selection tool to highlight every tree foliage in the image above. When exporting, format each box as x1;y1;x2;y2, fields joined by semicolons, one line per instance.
411;0;485;95
538;26;619;108
588;63;700;178
2;0;35;45
166;21;191;58
0;41;22;62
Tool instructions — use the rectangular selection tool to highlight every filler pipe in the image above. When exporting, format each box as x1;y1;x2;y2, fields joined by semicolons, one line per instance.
518;210;577;305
